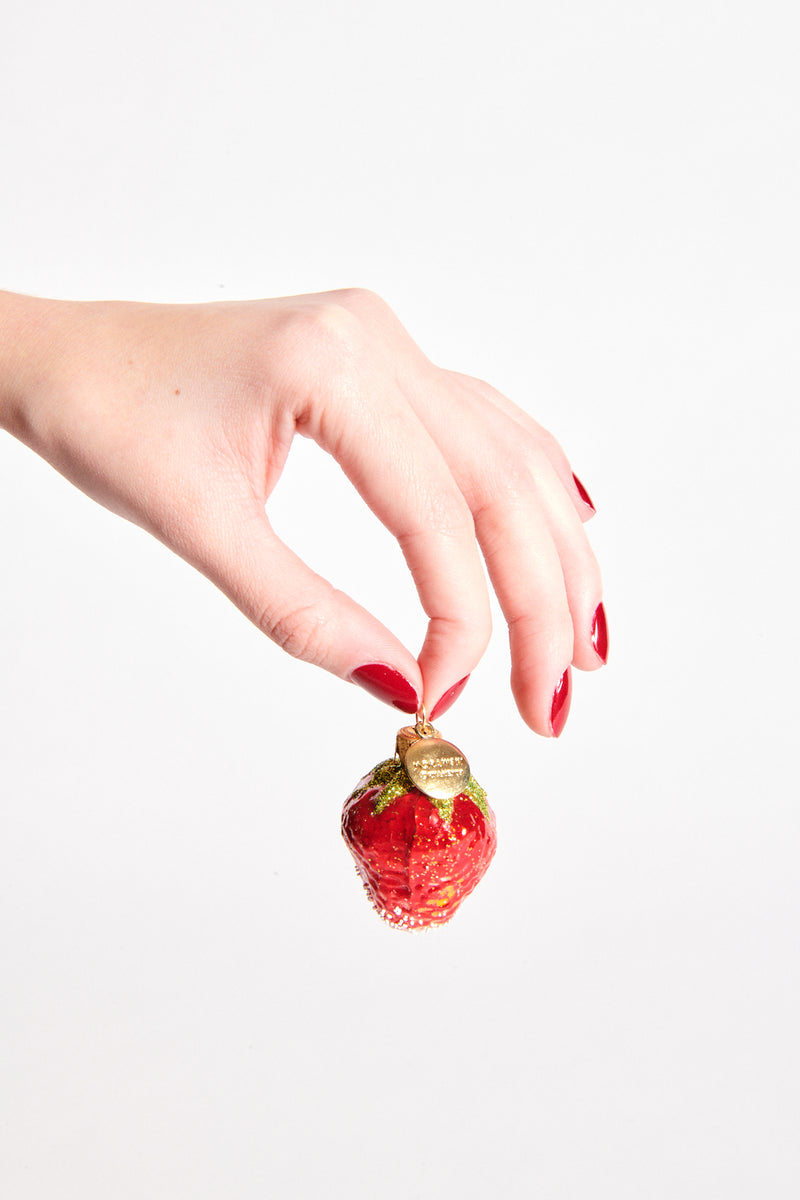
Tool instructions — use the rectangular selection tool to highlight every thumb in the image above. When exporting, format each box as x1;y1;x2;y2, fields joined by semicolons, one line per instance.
184;500;423;714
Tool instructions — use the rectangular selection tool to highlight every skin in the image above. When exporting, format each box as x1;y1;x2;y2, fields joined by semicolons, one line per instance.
0;287;603;735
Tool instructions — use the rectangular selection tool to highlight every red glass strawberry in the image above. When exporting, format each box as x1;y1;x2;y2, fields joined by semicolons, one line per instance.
341;718;497;929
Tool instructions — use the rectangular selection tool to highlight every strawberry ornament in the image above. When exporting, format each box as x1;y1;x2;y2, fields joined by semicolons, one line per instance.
341;710;497;929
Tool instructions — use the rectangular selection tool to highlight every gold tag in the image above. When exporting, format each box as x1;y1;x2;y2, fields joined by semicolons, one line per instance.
396;714;471;802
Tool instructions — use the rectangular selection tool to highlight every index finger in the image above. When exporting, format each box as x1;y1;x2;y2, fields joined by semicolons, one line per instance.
301;363;492;715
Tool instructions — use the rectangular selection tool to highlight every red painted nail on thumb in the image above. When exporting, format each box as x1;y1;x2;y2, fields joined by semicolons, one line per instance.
350;664;419;713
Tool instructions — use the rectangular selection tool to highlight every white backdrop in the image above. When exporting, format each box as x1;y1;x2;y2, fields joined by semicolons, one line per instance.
2;2;798;1197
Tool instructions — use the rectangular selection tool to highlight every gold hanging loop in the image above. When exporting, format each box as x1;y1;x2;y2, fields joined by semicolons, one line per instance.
414;705;436;738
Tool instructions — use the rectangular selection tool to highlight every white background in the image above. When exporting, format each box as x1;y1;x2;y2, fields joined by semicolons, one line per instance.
1;2;798;1196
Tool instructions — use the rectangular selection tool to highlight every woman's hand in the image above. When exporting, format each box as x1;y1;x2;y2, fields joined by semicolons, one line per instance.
0;288;606;735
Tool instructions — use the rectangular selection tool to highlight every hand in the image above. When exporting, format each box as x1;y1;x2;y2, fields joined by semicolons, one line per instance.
0;287;606;735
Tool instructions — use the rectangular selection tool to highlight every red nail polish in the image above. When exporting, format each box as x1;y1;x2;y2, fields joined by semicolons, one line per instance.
350;663;419;713
591;603;609;664
550;668;571;737
430;675;470;721
572;473;596;513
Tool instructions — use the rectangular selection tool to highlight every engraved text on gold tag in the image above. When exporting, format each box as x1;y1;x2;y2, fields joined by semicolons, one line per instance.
402;737;470;801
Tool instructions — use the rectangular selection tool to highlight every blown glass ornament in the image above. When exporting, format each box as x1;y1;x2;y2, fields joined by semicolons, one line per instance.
341;709;497;929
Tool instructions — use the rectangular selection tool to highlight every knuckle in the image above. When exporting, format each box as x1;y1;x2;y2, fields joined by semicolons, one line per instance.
311;296;366;347
275;298;368;372
328;286;384;313
583;556;604;598
509;608;574;659
537;427;562;454
469;605;493;655
467;373;498;399
534;425;569;467
328;289;417;359
471;452;539;516
568;541;603;600
416;484;475;540
266;303;373;431
257;599;331;665
443;368;495;398
308;299;364;351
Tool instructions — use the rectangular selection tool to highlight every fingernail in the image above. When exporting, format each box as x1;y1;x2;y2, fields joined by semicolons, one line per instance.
430;675;470;721
350;663;419;713
591;603;609;664
550;668;572;737
572;472;596;513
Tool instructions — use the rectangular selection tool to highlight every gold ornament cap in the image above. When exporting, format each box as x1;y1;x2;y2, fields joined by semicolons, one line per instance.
395;708;471;802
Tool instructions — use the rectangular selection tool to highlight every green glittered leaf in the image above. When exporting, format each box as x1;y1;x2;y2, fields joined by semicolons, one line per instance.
348;759;397;804
348;759;415;814
464;777;490;818
373;762;413;814
430;795;452;823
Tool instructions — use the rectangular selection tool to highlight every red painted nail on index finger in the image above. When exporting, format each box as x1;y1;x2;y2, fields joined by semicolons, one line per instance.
550;668;572;737
572;473;596;513
430;675;470;721
591;603;609;664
